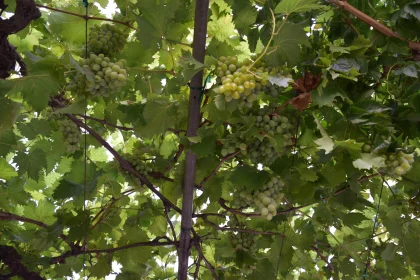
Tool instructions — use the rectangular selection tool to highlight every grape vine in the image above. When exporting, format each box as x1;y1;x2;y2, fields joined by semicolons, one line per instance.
1;1;420;280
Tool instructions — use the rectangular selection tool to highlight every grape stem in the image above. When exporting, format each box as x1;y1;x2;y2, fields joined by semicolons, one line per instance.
247;8;289;76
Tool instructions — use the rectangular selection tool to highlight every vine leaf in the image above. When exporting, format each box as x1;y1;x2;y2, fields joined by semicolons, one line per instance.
0;130;17;157
48;10;95;44
0;158;17;180
275;0;323;15
265;22;309;66
179;54;206;82
381;243;398;261
140;97;178;137
290;92;311;111
14;149;47;181
208;14;236;44
352;153;386;170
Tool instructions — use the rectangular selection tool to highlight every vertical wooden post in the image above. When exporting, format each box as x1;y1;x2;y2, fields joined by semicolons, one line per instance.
177;1;209;279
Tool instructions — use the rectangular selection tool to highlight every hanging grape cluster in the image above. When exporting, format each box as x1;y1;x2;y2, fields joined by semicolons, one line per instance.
213;56;291;107
229;231;257;253
67;53;128;98
221;105;296;165
361;140;415;177
382;151;414;177
125;146;154;176
88;24;127;56
231;175;285;221
57;118;81;154
252;176;285;220
252;59;292;98
227;219;258;253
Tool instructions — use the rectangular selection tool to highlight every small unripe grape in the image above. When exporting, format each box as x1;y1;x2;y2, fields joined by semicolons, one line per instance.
267;204;276;212
117;73;126;81
263;197;271;205
261;208;269;216
221;149;228;157
110;72;118;80
362;144;371;152
395;166;405;175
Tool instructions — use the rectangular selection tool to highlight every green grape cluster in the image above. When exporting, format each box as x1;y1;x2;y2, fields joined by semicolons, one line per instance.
213;56;292;106
382;151;414;177
213;56;258;107
231;175;285;221
249;111;294;165
221;105;295;165
220;134;247;157
252;59;292;98
88;24;127;56
229;231;257;253
252;176;285;220
241;264;257;275
125;150;154;176
232;188;254;209
57;118;81;154
67;53;128;97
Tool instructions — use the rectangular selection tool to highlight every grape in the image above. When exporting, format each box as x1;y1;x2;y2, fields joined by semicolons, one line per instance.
67;55;128;98
362;144;372;153
267;204;276;212
261;208;269;216
88;24;128;56
395;166;405;175
239;143;247;150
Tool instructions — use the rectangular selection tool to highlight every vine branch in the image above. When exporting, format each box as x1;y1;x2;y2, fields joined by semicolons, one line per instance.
66;114;182;214
328;0;420;51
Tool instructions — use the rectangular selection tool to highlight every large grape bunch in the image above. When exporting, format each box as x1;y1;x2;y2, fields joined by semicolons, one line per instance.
382;151;414;177
221;105;295;165
67;53;128;98
57;118;81;154
213;56;292;106
213;56;258;107
231;175;285;221
88;24;127;56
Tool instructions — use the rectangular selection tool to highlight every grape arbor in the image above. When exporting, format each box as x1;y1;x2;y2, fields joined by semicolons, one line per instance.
0;0;420;280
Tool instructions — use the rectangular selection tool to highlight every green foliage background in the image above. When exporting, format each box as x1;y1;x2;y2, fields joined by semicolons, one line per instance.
1;0;420;279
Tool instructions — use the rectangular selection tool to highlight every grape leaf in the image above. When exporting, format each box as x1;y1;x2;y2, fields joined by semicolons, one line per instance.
0;158;17;180
352;153;386;170
140;97;178;137
14;149;47;181
275;0;323;15
265;22;310;66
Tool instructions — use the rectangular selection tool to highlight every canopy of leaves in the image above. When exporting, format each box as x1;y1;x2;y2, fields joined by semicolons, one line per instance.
1;0;420;279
